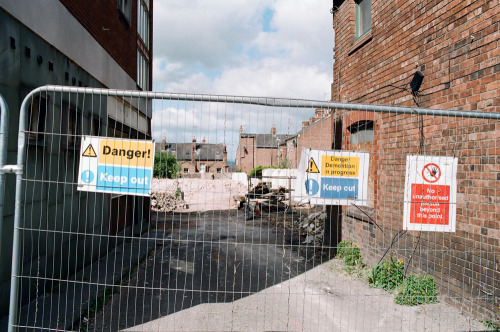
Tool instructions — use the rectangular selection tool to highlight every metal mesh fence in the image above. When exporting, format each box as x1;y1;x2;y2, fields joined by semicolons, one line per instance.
5;86;500;331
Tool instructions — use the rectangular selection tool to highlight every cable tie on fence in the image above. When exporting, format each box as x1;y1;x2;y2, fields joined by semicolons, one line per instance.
0;164;23;175
378;230;407;265
350;203;384;233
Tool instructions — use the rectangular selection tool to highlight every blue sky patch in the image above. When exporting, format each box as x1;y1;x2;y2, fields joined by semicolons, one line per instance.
261;7;276;32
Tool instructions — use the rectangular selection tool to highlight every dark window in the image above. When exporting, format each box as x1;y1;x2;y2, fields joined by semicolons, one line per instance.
348;120;374;144
183;168;189;173
90;116;101;136
117;0;132;25
65;106;82;146
27;96;48;141
355;0;372;39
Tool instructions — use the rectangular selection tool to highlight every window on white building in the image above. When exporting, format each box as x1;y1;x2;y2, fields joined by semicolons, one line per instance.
137;50;149;90
137;0;150;48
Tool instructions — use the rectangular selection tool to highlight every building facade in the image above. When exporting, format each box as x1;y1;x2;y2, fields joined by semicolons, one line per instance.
331;0;498;320
156;138;229;174
281;108;338;169
0;0;153;316
235;126;289;174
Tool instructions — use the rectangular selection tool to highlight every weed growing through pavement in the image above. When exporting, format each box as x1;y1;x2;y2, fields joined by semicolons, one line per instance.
482;319;499;331
337;240;440;308
395;274;439;306
336;240;363;267
368;258;405;291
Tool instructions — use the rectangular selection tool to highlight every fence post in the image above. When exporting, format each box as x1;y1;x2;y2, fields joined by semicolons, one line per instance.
7;91;27;332
0;94;8;260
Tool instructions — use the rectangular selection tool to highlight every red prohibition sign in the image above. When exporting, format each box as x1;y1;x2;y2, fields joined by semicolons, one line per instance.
422;163;441;183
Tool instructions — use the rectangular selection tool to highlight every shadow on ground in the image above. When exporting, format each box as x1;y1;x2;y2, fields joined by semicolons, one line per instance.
88;208;333;331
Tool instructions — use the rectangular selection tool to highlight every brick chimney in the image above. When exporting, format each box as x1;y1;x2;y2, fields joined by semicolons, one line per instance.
223;145;227;168
239;125;243;134
315;108;325;118
271;126;276;135
191;137;196;166
302;121;310;129
202;137;206;143
161;137;166;151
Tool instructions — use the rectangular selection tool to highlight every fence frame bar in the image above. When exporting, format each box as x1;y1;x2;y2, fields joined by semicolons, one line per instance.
6;84;500;331
0;94;9;261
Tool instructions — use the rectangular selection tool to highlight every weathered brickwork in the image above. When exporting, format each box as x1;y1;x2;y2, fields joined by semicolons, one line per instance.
284;113;335;169
235;135;257;173
235;128;286;173
332;0;499;320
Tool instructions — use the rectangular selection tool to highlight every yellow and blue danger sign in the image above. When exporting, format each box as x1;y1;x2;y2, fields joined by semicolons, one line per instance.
296;149;369;205
77;137;155;196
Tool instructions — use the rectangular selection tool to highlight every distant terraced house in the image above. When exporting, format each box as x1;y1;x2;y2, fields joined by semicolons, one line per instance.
235;126;290;174
156;137;228;174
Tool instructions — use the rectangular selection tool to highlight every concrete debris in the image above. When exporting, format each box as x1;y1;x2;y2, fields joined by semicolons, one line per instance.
151;192;187;212
295;212;326;244
233;195;246;209
243;183;291;219
152;178;248;211
247;182;270;199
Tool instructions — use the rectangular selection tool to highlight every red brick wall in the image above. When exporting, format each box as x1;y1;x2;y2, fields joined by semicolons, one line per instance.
59;0;153;87
284;115;334;168
236;135;281;174
236;136;255;173
332;0;499;320
206;161;227;173
180;161;196;174
255;147;279;169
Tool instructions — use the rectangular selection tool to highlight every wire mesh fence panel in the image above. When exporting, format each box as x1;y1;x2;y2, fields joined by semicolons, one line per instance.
6;86;499;331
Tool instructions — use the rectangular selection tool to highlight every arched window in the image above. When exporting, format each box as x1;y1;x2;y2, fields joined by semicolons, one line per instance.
348;120;374;144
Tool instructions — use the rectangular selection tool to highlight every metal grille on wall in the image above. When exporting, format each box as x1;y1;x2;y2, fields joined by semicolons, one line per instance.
3;86;499;331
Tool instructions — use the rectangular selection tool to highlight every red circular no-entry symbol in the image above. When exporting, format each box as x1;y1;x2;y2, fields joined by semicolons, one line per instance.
422;163;441;183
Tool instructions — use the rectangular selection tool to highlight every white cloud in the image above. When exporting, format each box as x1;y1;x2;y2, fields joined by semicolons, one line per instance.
151;101;317;162
152;0;333;152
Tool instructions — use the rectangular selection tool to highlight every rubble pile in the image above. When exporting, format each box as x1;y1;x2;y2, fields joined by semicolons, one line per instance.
151;178;248;211
295;212;326;244
152;178;247;198
246;182;270;199
151;192;187;212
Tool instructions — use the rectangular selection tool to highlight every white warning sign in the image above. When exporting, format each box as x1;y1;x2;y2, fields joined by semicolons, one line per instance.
403;155;458;232
77;136;155;196
295;149;370;206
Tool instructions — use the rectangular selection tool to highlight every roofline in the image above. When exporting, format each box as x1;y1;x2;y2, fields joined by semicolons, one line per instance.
281;114;332;145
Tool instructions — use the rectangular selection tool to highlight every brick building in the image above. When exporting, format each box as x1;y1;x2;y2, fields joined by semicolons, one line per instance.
157;137;229;174
331;0;498;320
0;0;153;316
236;126;289;173
281;108;340;168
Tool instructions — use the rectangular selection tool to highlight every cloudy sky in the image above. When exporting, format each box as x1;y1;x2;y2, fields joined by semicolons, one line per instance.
152;0;334;161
